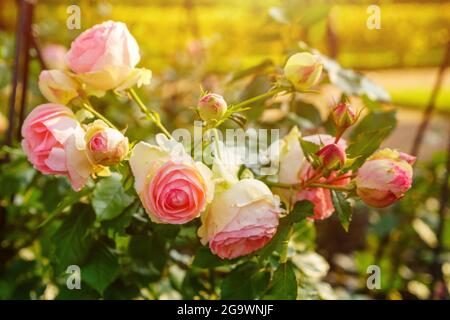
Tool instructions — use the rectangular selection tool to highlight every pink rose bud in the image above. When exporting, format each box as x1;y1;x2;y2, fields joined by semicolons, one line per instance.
356;148;414;208
66;21;148;92
316;143;346;170
86;120;129;166
38;70;79;104
21;104;95;191
198;179;280;259
332;102;357;129
284;52;323;91
42;44;67;70
130;137;214;224
197;93;227;121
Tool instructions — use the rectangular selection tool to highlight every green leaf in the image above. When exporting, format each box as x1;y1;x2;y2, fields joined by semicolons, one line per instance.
82;242;120;295
346;127;392;170
193;246;231;268
102;200;140;236
285;200;315;224
331;191;352;232
51;204;95;272
221;262;270;300
350;109;396;140
92;173;134;221
265;261;297;300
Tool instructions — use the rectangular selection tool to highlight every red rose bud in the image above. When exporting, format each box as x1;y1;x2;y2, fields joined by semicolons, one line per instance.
316;143;346;170
332;102;357;129
197;93;227;121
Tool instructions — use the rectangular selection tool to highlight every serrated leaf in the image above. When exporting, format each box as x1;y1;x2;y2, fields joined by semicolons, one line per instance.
51;204;95;272
331;191;352;232
346;127;392;170
265;261;297;300
92;173;134;221
221;262;270;300
82;242;120;295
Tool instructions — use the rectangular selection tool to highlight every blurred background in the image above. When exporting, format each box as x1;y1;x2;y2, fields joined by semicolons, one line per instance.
0;0;449;300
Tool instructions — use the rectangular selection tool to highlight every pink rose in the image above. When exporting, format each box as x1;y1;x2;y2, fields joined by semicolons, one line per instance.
85;120;129;166
129;136;214;224
21;104;96;191
42;44;67;70
66;21;151;92
198;179;281;259
356;148;414;208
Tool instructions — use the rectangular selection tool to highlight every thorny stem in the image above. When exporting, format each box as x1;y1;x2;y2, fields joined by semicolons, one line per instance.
128;88;172;139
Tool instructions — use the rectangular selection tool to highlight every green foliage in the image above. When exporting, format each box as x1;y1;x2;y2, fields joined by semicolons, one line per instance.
265;262;297;300
92;173;134;221
331;191;352;232
221;262;270;300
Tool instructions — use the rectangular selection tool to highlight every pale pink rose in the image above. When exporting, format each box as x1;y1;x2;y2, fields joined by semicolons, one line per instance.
42;44;67;70
38;70;79;104
198;179;281;259
356;149;414;208
85;120;128;166
21;104;95;191
66;21;150;92
129;136;214;224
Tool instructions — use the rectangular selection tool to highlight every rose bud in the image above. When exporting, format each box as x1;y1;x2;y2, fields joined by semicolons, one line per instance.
284;52;323;91
130;135;214;224
356;148;414;208
21;104;96;191
38;70;79;104
198;179;281;259
316;143;346;170
66;21;150;93
86;120;129;166
332;101;357;129
198;93;227;121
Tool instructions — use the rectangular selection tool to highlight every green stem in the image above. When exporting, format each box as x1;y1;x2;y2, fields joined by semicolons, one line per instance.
81;102;117;130
231;87;285;111
306;183;352;191
280;227;293;263
128;88;172;139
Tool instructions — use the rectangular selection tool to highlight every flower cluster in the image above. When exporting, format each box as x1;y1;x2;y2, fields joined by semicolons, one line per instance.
21;21;415;260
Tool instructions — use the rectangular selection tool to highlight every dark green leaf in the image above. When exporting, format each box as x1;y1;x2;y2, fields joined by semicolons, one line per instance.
82;242;120;295
92;173;134;221
221;262;270;300
285;200;315;224
51;204;95;272
265;261;297;300
193;246;230;268
331;191;352;232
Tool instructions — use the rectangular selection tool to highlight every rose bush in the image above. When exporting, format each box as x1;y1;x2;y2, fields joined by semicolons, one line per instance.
2;20;418;299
